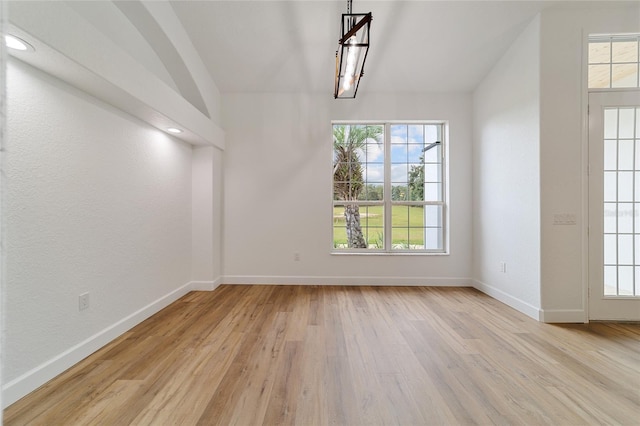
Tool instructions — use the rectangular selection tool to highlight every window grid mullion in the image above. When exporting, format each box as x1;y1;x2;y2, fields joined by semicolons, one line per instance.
609;38;613;89
384;123;392;252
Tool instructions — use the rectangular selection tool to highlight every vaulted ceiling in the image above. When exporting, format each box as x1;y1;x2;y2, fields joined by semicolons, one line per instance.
7;1;621;146
170;0;553;94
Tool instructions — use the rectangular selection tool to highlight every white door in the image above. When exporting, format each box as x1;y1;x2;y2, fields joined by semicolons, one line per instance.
589;90;640;320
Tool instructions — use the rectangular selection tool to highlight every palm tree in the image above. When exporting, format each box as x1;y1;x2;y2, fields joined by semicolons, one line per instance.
408;153;425;201
333;124;383;248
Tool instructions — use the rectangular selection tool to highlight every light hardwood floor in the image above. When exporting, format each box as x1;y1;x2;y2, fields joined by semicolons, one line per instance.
4;285;640;425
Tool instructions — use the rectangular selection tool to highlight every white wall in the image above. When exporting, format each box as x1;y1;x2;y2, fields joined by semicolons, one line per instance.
472;15;541;319
1;0;6;415
192;145;224;289
539;3;640;322
222;92;472;285
3;58;194;405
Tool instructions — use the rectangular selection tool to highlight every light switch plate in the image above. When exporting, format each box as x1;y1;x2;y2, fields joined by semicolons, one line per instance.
553;214;576;225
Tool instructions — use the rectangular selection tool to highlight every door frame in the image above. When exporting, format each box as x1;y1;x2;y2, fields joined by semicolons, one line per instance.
587;90;640;321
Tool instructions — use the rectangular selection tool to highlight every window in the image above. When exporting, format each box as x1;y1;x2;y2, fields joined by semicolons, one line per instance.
589;35;640;89
602;106;640;296
332;122;447;253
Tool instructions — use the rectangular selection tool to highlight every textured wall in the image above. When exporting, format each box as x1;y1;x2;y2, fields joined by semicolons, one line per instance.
1;0;7;414
5;59;192;384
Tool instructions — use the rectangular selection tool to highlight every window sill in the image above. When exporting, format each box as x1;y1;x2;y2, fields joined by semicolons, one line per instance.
331;251;449;256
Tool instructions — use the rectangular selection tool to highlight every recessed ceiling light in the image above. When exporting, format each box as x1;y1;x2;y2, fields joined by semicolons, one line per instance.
166;127;182;134
5;34;34;52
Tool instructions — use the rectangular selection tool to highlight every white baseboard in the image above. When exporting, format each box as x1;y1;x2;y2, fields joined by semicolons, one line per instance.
472;279;542;321
189;276;222;291
2;281;195;408
539;309;586;323
223;275;471;286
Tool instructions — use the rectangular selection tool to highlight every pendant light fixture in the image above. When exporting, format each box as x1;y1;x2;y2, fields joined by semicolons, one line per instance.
334;0;372;99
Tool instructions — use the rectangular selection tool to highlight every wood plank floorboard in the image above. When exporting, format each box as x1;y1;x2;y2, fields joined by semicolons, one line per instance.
4;285;640;425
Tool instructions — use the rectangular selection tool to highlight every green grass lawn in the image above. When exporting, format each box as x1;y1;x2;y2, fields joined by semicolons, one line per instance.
333;205;425;248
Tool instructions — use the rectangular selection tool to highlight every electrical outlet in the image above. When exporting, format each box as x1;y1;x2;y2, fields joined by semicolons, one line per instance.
79;293;90;311
294;252;301;261
500;262;507;273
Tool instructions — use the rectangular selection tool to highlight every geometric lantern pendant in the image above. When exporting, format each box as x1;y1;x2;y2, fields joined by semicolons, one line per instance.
334;2;372;99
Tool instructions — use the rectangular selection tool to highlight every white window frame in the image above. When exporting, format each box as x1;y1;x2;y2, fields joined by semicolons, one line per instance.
331;120;449;255
588;34;640;90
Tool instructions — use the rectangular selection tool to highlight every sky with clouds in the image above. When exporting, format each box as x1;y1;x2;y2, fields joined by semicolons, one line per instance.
350;124;441;185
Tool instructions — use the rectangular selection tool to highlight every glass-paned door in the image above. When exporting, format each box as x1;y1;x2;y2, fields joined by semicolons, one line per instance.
589;91;640;320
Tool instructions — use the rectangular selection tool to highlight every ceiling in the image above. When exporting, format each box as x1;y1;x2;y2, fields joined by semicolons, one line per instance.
8;0;629;145
170;0;555;94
